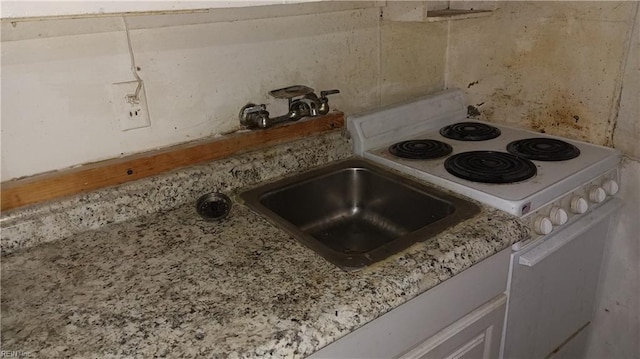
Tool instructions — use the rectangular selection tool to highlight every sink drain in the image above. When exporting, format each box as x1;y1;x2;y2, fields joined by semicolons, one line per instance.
196;192;232;221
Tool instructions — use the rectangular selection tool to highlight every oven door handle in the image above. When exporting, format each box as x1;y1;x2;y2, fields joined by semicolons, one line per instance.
519;198;621;267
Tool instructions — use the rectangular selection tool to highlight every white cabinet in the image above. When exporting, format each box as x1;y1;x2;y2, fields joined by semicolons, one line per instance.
310;248;510;359
398;294;506;359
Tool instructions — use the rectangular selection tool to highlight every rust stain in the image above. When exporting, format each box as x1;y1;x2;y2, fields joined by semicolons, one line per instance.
457;4;624;148
525;96;593;142
480;87;607;145
529;112;583;135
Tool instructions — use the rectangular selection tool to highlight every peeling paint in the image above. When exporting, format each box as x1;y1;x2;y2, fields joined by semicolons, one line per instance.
467;105;481;118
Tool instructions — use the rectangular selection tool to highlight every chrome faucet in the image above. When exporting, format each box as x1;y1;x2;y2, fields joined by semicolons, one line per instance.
239;85;340;129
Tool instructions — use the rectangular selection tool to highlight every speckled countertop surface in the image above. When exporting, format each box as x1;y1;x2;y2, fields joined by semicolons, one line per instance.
1;132;529;358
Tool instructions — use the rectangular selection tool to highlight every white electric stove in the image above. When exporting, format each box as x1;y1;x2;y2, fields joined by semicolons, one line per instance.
348;89;620;219
347;89;623;359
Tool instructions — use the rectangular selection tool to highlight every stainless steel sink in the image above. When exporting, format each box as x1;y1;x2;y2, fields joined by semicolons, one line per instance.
241;159;480;271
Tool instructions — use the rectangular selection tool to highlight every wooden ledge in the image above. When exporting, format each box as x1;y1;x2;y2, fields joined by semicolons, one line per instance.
1;113;344;212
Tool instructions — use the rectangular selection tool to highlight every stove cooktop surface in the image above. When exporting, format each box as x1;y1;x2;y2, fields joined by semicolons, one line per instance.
348;90;620;217
370;120;614;198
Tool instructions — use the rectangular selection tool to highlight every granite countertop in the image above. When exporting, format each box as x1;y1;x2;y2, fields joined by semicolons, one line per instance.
1;132;529;358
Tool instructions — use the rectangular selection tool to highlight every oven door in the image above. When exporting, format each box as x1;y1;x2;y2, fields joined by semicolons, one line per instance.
501;198;621;359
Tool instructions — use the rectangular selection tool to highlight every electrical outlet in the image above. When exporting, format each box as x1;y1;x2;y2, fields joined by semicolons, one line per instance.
110;80;151;131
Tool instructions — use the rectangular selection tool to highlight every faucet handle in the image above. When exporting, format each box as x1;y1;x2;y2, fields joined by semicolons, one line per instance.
239;103;270;128
318;89;340;115
320;89;340;99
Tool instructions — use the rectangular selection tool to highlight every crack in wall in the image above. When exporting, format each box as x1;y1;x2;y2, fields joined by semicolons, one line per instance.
605;1;639;148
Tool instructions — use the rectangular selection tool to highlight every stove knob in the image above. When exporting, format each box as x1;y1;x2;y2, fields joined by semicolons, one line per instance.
602;179;619;196
589;186;606;203
533;216;553;235
550;206;568;225
570;196;588;214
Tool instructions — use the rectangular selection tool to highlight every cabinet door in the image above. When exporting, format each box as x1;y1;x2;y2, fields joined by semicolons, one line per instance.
398;294;506;359
309;250;510;359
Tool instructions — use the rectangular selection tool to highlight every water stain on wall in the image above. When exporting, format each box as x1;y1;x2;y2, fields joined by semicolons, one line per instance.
489;88;599;143
526;97;591;141
448;2;631;148
477;84;603;144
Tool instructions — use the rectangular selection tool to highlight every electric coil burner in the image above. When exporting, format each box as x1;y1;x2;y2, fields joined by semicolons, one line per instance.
388;140;452;159
444;151;537;184
506;138;580;161
440;121;501;141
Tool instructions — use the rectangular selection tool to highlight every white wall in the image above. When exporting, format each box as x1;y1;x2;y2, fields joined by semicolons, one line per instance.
0;3;374;180
0;1;446;182
586;3;640;357
587;159;640;358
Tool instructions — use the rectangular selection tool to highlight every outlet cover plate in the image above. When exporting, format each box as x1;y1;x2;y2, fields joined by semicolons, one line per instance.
110;80;151;131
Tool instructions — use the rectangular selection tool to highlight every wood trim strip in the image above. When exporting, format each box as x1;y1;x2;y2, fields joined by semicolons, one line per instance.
1;113;344;212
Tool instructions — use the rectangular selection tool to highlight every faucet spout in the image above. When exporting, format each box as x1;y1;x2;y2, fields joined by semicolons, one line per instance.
269;111;301;126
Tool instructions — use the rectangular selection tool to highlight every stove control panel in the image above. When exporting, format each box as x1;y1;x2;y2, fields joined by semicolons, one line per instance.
516;167;620;249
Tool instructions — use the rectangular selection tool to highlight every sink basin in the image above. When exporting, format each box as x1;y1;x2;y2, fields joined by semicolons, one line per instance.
241;159;480;271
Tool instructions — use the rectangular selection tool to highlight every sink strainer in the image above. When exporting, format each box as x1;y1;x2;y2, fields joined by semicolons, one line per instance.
196;192;232;221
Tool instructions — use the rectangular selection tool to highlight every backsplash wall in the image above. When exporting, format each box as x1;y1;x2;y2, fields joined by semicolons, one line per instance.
6;1;633;180
0;2;446;182
446;1;637;146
